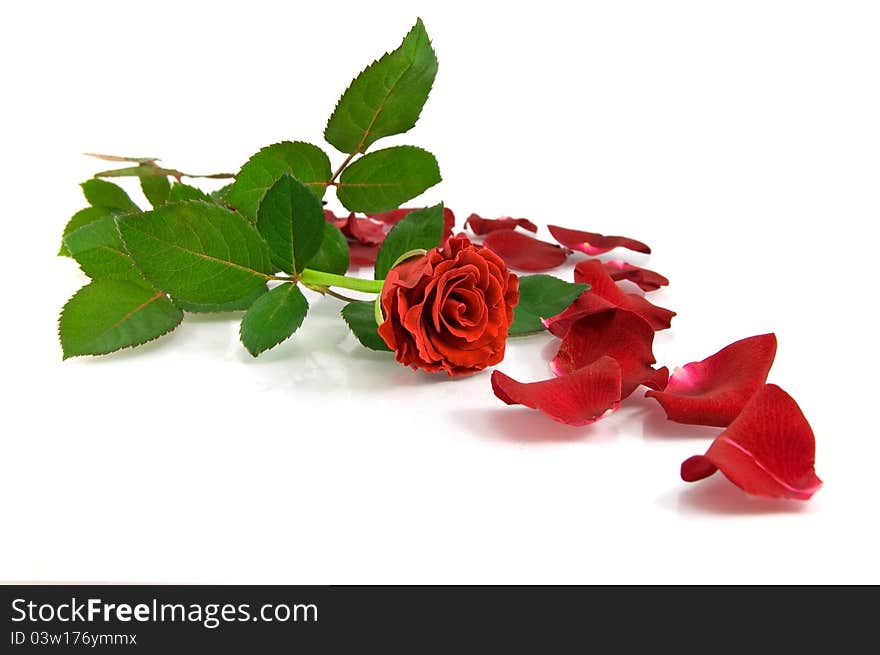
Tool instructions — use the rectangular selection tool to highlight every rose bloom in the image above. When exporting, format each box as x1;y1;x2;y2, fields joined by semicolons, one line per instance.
378;235;519;376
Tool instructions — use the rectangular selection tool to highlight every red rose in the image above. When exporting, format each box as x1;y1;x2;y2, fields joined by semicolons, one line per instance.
378;235;519;376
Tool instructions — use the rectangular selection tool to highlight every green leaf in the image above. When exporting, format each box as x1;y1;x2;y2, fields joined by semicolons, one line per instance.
174;285;268;313
508;275;590;336
325;18;438;154
81;178;140;213
336;146;440;213
141;174;171;207
374;203;444;279
117;201;274;305
227;142;332;220
59;207;113;256
95;165;182;178
341;301;392;351
64;215;143;283
306;222;350;275
95;166;234;180
210;183;233;205
256;175;325;274
59;279;183;358
239;283;309;356
168;182;210;202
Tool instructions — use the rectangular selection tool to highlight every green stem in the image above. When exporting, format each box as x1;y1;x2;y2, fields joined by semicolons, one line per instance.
299;268;385;294
302;284;363;303
329;151;357;185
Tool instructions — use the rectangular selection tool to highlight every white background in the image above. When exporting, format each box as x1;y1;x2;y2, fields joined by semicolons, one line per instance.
1;1;878;583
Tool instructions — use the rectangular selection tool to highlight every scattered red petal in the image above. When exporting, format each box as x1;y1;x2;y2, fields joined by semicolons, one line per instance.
545;260;675;336
548;225;651;256
646;334;777;427
324;209;349;231
491;357;622;426
602;260;669;292
349;243;380;266
464;213;539;235
551;310;668;399
482;230;569;271
345;215;387;246
680;384;822;500
325;210;386;245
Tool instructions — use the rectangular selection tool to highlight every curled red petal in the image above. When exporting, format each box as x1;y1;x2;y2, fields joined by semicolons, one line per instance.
325;210;389;245
346;215;387;246
545;260;675;336
482;230;569;272
602;260;669;292
680;384;822;500
548;225;651;256
464;213;539;235
551;310;668;399
646;334;777;427
491;357;622;426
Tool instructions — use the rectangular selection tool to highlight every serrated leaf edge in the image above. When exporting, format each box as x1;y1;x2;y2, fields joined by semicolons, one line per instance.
374;202;444;280
341;301;392;352
230;141;332;210
239;283;308;357
324;18;437;155
507;280;592;337
58;286;183;359
114;200;275;291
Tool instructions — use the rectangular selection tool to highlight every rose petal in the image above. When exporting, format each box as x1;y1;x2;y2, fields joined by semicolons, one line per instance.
378;235;518;376
325;210;389;246
482;230;569;272
545;260;675;336
680;384;822;500
646;334;777;427
491;357;622;426
551;310;668;399
324;209;350;230
602;260;669;292
548;225;651;256
464;213;539;235
349;243;380;266
345;215;387;246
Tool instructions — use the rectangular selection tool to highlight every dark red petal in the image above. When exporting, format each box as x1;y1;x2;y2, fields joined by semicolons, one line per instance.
545;260;675;336
680;384;822;500
482;230;569;272
548;225;651;256
551;310;668;399
441;209;456;243
602;260;669;292
646;334;777;427
464;213;539;235
349;243;380;266
324;209;349;230
345;215;387;246
491;357;622;426
680;456;718;482
325;210;389;245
